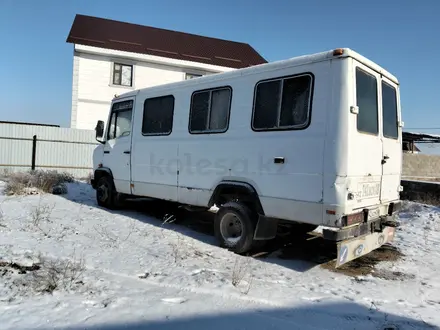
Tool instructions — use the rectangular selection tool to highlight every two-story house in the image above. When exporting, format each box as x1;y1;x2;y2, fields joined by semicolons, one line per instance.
66;14;267;130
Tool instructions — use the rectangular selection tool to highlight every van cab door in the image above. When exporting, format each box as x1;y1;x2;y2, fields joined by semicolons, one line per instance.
102;98;135;195
380;77;401;203
348;63;383;209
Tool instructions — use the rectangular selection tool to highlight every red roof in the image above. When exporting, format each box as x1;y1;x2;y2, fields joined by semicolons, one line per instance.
66;14;267;69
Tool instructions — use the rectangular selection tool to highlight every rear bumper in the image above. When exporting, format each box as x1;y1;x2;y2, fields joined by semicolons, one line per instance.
323;215;396;241
323;200;401;242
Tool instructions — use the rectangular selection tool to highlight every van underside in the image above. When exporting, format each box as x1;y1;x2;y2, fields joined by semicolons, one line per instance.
252;198;402;267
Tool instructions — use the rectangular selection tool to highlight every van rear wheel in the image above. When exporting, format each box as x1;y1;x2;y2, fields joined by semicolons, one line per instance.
214;201;257;254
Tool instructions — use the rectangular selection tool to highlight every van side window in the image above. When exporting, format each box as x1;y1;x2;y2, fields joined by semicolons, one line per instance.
142;95;175;135
252;74;313;130
107;100;133;140
356;68;378;135
382;81;398;139
189;87;231;133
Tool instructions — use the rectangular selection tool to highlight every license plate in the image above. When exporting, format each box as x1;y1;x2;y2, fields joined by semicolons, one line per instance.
336;226;395;267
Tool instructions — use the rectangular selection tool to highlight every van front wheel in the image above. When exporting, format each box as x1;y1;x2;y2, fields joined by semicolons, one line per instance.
214;202;256;254
96;176;124;210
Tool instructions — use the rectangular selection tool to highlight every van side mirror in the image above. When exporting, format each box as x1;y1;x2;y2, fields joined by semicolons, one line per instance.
95;120;105;143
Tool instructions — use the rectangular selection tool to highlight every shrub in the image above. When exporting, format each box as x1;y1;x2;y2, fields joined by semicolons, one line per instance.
28;254;85;294
4;170;74;195
0;168;11;180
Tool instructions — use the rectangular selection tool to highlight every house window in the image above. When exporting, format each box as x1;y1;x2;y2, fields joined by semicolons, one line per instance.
189;87;232;133
356;68;378;135
185;73;202;80
252;74;313;131
113;63;133;87
107;100;133;140
142;95;175;135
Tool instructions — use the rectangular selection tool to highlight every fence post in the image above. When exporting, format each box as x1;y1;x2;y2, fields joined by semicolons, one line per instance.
31;135;37;171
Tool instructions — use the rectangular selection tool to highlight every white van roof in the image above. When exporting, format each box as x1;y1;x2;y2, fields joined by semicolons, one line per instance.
114;48;398;101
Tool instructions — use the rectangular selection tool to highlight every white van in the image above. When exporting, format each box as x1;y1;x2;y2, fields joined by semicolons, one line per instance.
92;48;403;267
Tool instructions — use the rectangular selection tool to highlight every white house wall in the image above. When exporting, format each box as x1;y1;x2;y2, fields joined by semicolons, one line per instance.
72;45;236;130
76;101;110;130
70;53;80;129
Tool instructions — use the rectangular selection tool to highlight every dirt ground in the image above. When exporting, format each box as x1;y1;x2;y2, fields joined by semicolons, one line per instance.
320;244;408;279
262;232;405;279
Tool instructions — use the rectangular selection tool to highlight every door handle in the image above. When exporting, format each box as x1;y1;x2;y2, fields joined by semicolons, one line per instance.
104;151;110;154
383;155;389;160
274;157;285;164
123;150;131;154
381;155;389;165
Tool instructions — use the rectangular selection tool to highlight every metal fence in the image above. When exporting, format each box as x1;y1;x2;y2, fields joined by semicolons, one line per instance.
0;123;97;178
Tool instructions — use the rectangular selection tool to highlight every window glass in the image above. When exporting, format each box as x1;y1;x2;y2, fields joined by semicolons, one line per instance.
253;74;312;130
190;91;210;132
107;112;117;140
209;89;230;130
142;95;175;135
113;63;133;87
117;110;132;137
279;75;311;127
189;87;231;133
382;81;398;139
121;66;132;86
253;80;280;130
356;68;378;134
107;100;133;140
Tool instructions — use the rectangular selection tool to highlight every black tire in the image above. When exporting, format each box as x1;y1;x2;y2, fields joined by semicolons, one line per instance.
214;201;257;254
96;176;124;210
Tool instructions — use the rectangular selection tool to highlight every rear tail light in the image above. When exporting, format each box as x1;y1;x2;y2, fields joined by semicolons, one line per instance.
343;212;364;226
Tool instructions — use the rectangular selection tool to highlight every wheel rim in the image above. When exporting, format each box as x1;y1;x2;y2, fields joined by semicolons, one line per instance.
97;181;109;202
219;212;243;246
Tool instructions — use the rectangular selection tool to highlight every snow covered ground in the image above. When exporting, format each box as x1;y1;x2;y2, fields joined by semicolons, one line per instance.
1;180;439;329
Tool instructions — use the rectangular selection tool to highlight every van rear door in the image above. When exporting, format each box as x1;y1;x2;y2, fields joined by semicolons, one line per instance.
348;63;383;209
380;77;401;203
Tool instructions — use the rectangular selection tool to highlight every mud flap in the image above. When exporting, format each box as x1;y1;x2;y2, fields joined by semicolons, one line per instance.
253;215;278;241
336;226;396;267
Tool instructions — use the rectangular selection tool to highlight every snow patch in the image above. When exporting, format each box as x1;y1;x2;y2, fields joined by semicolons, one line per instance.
161;297;188;304
0;181;439;329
